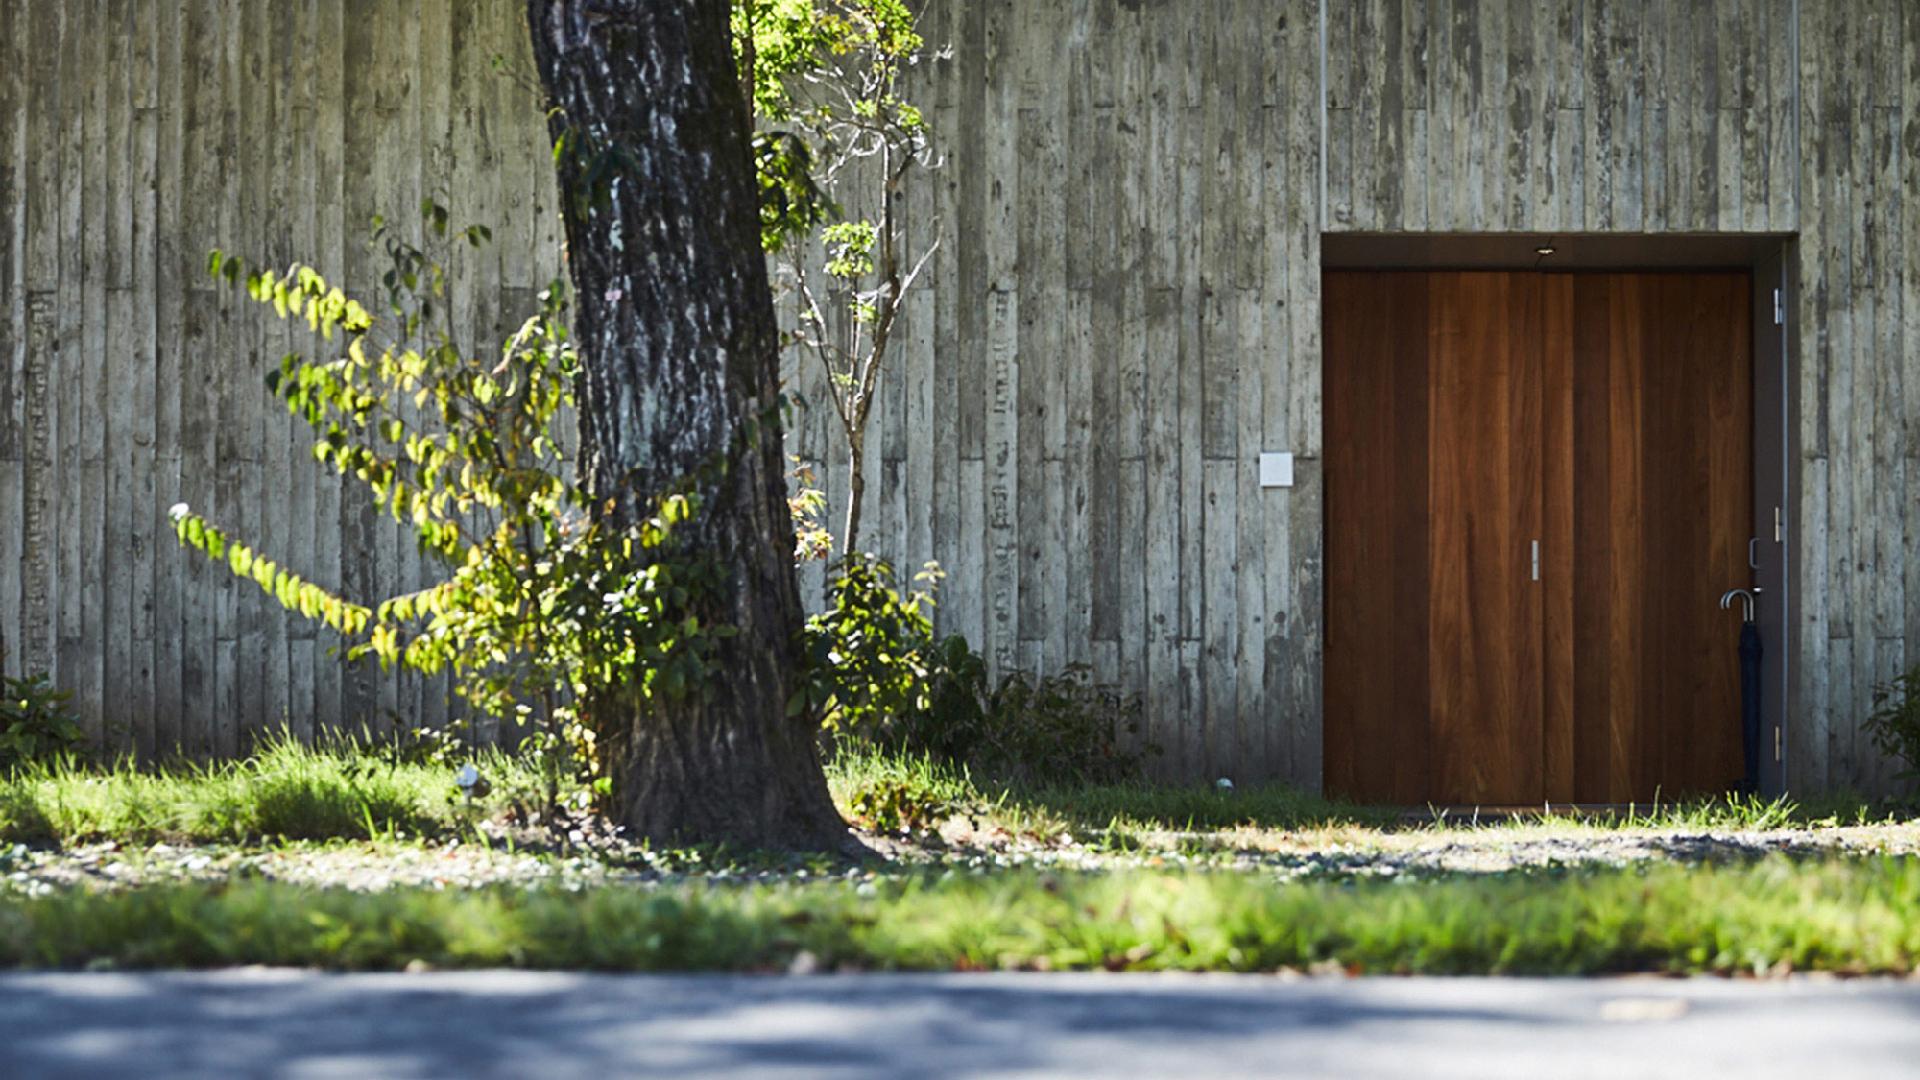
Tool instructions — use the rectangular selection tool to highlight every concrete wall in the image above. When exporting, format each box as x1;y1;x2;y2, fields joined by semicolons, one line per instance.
3;0;1915;793
0;0;560;756
805;0;1915;793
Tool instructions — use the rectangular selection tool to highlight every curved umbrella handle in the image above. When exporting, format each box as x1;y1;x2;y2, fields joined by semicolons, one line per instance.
1719;587;1757;624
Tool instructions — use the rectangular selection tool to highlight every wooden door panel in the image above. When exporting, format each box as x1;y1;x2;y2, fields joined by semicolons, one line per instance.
1695;275;1754;792
1569;275;1631;800
1541;276;1576;803
1661;274;1751;796
1568;273;1751;801
1428;273;1544;804
1324;272;1431;804
1324;269;1749;806
1327;271;1545;806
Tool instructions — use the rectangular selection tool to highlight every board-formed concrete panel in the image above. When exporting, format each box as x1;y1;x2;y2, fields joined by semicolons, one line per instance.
2;0;1911;794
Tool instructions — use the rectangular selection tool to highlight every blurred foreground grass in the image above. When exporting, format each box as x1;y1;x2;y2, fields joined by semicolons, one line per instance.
3;854;1917;976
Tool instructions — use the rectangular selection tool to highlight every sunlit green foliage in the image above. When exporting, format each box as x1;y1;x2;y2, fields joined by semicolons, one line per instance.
795;554;942;730
800;557;1151;788
175;208;736;822
786;458;835;562
735;0;927;254
0;674;87;771
1867;667;1920;792
736;0;941;555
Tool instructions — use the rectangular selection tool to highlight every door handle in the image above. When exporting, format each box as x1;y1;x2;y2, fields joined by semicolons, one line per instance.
1531;540;1540;582
1748;537;1760;570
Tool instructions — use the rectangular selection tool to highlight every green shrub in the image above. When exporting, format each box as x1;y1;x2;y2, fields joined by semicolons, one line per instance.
1866;667;1920;791
0;674;87;771
844;775;953;834
174;213;748;825
905;639;1151;787
801;555;1151;786
797;553;940;732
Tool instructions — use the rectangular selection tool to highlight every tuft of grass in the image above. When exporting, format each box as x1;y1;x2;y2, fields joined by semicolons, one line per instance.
7;737;1906;852
825;741;1393;841
1425;791;1911;835
823;743;1910;848
825;744;1071;839
0;737;542;845
3;855;1919;975
1013;780;1397;833
825;744;985;816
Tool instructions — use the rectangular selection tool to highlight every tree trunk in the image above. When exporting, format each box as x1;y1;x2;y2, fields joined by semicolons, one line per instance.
844;432;866;555
525;0;849;850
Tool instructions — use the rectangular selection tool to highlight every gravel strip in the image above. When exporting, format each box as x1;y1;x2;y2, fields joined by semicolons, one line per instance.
3;821;1915;896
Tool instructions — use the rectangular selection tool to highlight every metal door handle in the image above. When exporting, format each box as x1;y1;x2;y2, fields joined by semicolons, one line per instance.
1531;540;1540;582
1748;537;1760;570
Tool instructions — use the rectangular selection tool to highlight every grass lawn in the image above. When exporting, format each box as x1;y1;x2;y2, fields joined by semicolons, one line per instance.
0;740;547;846
2;740;1917;975
5;856;1920;976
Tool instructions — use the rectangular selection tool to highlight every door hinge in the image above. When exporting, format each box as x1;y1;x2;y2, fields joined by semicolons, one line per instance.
1773;288;1786;326
1774;725;1782;763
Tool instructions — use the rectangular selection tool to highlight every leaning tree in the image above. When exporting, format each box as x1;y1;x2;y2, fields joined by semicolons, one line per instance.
525;0;849;849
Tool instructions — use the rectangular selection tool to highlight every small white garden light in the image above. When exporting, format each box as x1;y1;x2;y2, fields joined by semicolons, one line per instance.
455;764;489;802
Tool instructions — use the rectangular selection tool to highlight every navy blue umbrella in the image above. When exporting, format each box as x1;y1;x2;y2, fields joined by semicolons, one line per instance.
1739;620;1762;794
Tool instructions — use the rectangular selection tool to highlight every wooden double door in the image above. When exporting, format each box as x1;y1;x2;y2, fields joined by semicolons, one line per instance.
1325;271;1752;805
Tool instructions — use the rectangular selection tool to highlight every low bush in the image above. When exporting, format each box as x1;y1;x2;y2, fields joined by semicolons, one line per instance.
1866;667;1920;793
0;674;87;771
844;777;953;835
798;554;941;736
803;554;1151;787
903;637;1151;787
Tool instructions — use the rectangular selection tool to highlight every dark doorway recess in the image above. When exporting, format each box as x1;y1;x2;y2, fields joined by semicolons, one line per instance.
1324;270;1755;805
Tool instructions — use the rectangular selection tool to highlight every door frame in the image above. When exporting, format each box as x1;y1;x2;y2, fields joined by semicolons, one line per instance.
1752;249;1790;797
1320;232;1796;801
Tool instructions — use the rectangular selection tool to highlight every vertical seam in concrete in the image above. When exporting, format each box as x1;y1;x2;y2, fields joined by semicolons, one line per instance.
1790;0;1801;222
1318;0;1328;229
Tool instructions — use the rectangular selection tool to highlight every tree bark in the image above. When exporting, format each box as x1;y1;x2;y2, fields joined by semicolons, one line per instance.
525;0;849;850
844;433;866;555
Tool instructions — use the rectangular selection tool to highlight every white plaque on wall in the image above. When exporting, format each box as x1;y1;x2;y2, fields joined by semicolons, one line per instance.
1259;452;1294;489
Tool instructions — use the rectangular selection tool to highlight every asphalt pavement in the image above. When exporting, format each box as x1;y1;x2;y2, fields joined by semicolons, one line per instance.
3;970;1917;1079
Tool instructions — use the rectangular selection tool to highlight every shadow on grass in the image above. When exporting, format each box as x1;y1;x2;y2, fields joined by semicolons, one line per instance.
995;780;1398;833
826;743;1912;841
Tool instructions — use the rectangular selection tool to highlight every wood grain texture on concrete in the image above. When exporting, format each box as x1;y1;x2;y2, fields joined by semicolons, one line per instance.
1;0;1914;793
